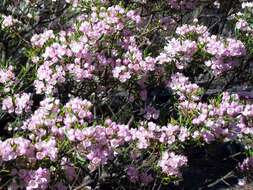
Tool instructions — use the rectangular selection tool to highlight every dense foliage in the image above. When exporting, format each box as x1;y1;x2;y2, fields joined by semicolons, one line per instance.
0;0;253;189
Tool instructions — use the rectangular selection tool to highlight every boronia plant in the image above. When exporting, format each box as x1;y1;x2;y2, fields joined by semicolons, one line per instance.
0;0;253;189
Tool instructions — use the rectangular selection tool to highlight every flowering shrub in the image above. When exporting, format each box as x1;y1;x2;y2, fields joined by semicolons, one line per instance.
0;0;253;189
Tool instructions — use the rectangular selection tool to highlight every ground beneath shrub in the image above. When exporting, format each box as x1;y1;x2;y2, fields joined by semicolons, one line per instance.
176;142;253;190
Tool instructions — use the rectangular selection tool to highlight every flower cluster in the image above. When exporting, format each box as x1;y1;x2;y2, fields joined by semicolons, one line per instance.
10;168;50;190
204;37;246;74
242;2;253;9
0;137;34;161
131;122;189;149
68;121;132;170
159;23;246;74
158;151;187;176
167;71;253;143
141;105;160;120
179;90;253;143
157;38;197;69
236;19;252;32
175;24;208;37
127;166;153;185
167;72;200;101
167;0;197;10
1;15;19;28
2;93;32;115
31;5;159;94
0;65;16;93
31;30;55;48
0;97;189;188
239;157;253;173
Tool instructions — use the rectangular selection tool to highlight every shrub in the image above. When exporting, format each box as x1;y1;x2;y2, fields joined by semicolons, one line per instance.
0;0;253;189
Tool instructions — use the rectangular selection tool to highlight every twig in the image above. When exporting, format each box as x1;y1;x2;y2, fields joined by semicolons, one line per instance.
223;152;243;161
205;171;234;189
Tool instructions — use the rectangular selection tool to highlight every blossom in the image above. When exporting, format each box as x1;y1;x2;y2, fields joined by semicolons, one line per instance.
239;157;253;172
157;38;197;69
158;151;187;176
242;2;253;9
167;0;197;10
1;93;32;115
2;15;16;28
18;168;50;190
235;19;251;31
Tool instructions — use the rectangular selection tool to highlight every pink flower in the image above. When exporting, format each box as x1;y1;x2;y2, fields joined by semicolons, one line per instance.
127;166;139;183
2;96;14;113
158;151;187;176
2;15;15;28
